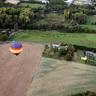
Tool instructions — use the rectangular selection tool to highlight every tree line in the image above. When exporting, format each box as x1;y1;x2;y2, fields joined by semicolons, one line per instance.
0;7;45;29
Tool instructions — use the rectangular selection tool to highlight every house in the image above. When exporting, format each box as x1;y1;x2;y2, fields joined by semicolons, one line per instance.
36;0;49;3
86;51;96;65
1;29;10;34
42;0;49;3
1;30;6;34
64;0;74;6
48;43;68;51
48;43;61;48
59;46;68;50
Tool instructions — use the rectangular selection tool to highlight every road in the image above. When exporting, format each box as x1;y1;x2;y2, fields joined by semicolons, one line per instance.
0;41;50;45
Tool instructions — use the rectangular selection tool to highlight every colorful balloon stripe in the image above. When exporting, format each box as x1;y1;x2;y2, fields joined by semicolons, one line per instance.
10;48;23;53
10;46;23;50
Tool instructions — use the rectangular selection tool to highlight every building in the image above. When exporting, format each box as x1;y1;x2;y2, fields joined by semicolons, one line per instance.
36;0;49;3
1;30;6;34
86;51;96;65
64;0;74;6
42;0;49;3
48;43;61;48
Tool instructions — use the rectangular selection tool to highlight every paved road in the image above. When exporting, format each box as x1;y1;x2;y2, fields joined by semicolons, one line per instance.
0;41;50;45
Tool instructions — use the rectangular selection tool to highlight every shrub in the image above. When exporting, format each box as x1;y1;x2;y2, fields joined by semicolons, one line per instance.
65;53;72;61
0;34;8;41
59;48;67;56
56;52;60;58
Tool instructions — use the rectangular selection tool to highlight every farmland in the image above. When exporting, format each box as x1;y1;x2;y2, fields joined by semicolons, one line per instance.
9;30;96;48
35;13;64;25
26;57;96;96
0;43;44;96
19;3;45;8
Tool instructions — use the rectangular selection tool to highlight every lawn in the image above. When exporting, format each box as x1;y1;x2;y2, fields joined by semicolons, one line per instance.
80;15;96;30
86;15;96;25
80;24;96;30
9;30;96;48
26;57;96;96
19;3;45;8
76;50;85;64
35;13;64;25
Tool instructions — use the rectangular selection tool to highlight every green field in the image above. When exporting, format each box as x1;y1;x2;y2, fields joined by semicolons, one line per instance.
80;15;96;30
80;24;96;30
76;50;85;64
26;57;96;96
9;30;96;48
35;13;64;25
86;15;96;25
19;3;45;8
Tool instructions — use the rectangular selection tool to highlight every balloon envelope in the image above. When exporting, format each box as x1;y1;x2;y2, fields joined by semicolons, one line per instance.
10;42;23;56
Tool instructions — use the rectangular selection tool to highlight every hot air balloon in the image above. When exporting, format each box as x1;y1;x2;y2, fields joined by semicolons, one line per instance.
10;42;23;56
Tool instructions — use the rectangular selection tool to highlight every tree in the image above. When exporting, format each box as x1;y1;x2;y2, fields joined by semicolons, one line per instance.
0;34;2;41
67;45;75;56
65;53;72;61
59;48;67;56
56;52;60;58
73;12;87;24
1;34;8;41
14;23;18;32
5;30;10;37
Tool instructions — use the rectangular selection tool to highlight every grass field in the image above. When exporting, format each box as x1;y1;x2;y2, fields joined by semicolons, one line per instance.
26;57;96;96
80;15;96;30
76;50;85;64
35;13;64;25
9;30;96;48
19;3;45;8
80;24;96;30
86;15;96;25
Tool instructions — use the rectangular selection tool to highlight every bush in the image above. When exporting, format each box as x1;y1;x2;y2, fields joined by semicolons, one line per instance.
65;53;72;61
56;52;60;58
59;48;67;56
0;34;8;41
45;49;52;57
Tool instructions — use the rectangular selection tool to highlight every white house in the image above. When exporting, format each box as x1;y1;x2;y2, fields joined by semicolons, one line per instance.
36;0;49;3
59;46;68;50
42;1;49;3
48;43;61;48
64;0;74;5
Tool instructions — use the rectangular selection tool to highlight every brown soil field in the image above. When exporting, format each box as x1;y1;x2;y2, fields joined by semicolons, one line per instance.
45;19;61;25
0;43;44;96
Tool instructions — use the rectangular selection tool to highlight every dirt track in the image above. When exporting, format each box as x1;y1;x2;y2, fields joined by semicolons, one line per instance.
0;43;44;96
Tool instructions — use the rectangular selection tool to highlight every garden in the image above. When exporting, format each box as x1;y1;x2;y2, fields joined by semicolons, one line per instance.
35;13;64;25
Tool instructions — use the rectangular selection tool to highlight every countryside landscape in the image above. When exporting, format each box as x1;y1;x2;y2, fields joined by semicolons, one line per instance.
0;0;96;96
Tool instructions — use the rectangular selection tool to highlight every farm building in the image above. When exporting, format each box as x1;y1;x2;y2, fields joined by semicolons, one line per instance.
1;29;10;34
1;30;6;34
48;43;61;48
64;0;74;5
36;0;49;3
48;43;68;50
86;51;96;65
